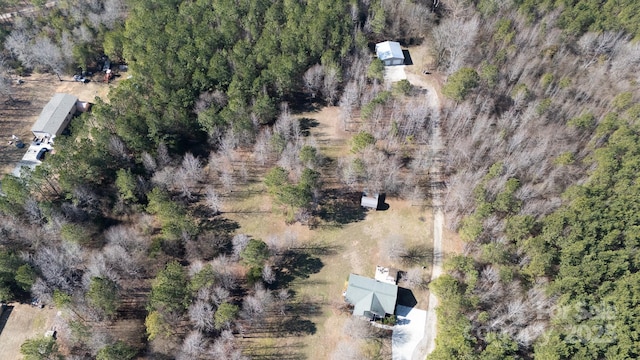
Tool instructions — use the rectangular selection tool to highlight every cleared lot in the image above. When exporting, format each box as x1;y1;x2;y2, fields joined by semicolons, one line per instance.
0;72;116;178
0;303;57;360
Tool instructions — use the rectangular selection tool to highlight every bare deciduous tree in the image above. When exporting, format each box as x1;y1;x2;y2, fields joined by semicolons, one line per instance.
28;37;66;81
261;264;275;284
343;317;376;340
156;142;172;169
205;186;223;214
432;16;479;73
142;152;157;173
177;330;207;360
0;58;14;102
231;234;250;260
4;30;30;63
189;300;215;332
253;129;272;166
402;267;427;289
382;234;408;262
211;256;239;290
182;153;204;182
208;330;248;360
108;135;129;161
331;340;365;360
211;286;231;306
303;64;324;98
241;285;273;324
322;66;340;105
33;242;83;294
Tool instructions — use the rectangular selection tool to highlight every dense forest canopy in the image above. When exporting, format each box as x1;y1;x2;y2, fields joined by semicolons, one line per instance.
511;0;640;38
429;0;640;359
114;0;354;150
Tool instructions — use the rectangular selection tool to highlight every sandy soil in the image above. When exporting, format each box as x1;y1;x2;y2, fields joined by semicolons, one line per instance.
0;303;58;360
0;72;117;178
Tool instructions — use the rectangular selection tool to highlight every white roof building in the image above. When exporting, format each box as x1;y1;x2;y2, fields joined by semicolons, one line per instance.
12;142;53;177
361;190;379;210
31;93;78;140
375;265;399;285
375;41;405;66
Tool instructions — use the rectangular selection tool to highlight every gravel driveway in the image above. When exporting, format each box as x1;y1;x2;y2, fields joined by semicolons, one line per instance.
384;65;407;83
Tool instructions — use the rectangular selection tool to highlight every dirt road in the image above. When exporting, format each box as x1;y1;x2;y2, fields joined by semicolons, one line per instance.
421;98;445;358
399;46;446;360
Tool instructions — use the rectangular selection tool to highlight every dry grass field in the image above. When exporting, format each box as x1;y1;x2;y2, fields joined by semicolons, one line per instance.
0;303;58;360
225;105;442;359
228;192;434;359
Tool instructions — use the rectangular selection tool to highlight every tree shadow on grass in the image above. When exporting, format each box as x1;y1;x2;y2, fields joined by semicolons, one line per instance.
200;216;240;234
401;244;433;266
243;341;307;360
299;117;319;137
2;99;30;109
317;190;366;225
191;203;220;220
290;243;342;256
279;316;317;336
275;251;323;288
245;353;306;360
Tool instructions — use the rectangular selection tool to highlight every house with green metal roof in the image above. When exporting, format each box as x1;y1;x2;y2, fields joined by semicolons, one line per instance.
344;273;398;319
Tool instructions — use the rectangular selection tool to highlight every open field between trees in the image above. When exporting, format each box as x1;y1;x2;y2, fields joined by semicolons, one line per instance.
0;303;57;360
226;99;448;359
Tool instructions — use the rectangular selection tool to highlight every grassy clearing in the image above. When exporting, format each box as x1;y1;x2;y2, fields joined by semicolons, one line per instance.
0;304;57;360
226;106;437;359
228;190;433;359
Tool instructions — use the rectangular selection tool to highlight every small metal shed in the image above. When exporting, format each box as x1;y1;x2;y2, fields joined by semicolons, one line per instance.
375;41;405;66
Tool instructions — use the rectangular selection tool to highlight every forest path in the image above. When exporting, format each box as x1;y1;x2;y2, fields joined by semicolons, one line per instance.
421;97;445;358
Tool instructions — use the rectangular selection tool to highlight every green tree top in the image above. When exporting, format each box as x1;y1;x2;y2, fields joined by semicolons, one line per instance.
149;261;190;314
87;277;119;317
96;341;137;360
442;67;480;101
299;145;318;166
214;302;239;330
367;58;384;82
351;131;376;153
20;336;61;360
263;167;318;210
115;169;138;203
240;239;270;268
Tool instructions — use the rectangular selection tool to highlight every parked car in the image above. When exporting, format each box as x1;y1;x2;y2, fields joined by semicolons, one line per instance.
73;74;88;83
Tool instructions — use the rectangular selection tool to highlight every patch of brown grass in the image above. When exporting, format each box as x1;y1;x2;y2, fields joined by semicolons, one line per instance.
227;187;433;359
0;303;57;360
